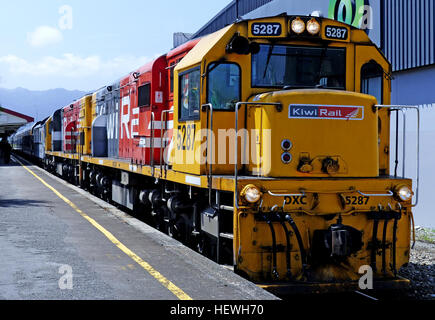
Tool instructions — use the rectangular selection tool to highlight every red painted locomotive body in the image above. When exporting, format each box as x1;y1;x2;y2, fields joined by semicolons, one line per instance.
58;39;200;166
118;55;167;164
117;39;200;166
62;100;80;153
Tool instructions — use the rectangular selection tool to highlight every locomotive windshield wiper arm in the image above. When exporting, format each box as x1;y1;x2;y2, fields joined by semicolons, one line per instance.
314;46;328;85
262;44;275;79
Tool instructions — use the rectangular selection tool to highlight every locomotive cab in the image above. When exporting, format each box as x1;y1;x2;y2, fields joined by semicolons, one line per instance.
172;16;392;179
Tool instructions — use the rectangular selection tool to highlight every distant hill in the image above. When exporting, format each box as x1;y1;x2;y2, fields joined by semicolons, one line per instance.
0;87;87;122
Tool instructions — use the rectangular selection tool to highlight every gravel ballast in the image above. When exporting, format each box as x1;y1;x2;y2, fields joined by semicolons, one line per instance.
398;228;435;300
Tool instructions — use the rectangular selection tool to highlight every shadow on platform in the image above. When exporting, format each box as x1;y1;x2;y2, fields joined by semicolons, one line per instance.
0;199;49;208
0;161;20;167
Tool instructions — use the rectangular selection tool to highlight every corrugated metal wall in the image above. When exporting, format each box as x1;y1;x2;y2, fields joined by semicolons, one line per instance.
192;0;435;73
384;0;435;72
193;0;272;38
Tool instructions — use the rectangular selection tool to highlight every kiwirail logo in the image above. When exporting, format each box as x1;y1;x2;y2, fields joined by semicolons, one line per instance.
289;104;364;120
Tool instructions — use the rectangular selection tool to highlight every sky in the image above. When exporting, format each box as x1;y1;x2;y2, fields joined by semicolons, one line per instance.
0;0;233;91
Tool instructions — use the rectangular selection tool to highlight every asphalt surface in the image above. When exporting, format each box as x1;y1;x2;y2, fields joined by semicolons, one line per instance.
0;156;278;300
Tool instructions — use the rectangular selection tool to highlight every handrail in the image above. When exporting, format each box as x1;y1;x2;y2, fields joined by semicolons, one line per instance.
390;108;406;178
150;111;155;177
160;109;174;179
201;103;214;207
234;101;282;209
268;190;306;197
376;105;420;207
357;190;394;197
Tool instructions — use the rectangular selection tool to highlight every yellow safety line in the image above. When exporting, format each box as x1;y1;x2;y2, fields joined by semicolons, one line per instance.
13;157;192;300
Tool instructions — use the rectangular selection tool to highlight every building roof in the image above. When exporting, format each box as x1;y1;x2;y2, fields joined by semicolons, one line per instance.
0;107;34;123
0;106;34;134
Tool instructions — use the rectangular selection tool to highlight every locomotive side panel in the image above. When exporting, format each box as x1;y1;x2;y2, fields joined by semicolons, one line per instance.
79;95;93;155
51;109;63;152
107;82;120;159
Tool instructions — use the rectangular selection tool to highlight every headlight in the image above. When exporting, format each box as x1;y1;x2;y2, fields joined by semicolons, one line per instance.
307;19;321;35
396;185;413;202
291;18;305;34
242;185;262;204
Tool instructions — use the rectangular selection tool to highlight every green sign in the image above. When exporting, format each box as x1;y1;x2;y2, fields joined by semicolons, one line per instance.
328;0;368;28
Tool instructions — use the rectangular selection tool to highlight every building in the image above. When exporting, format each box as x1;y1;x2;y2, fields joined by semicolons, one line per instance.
0;106;34;135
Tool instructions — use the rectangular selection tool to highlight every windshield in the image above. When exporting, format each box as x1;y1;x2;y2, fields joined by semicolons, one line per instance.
252;44;346;89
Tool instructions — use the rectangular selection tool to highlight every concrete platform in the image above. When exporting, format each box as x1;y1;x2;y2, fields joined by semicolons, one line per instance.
0;156;278;300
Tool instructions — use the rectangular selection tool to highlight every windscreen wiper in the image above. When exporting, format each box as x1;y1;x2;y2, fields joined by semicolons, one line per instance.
315;46;328;85
262;44;275;79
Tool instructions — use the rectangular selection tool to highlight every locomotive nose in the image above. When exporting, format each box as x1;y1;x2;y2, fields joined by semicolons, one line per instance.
246;89;379;178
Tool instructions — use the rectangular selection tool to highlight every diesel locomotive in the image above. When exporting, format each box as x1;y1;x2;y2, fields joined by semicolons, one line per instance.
10;15;419;295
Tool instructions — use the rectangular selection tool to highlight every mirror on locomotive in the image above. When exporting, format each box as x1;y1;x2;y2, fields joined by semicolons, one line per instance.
179;67;201;122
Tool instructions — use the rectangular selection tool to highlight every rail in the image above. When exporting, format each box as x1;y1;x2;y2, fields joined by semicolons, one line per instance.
268;191;306;197
376;105;420;207
150;111;155;177
357;190;394;197
160;109;174;179
201;103;214;207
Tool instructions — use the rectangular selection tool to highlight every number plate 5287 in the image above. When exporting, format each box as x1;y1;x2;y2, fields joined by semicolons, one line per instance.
251;23;282;37
324;26;348;40
345;196;370;206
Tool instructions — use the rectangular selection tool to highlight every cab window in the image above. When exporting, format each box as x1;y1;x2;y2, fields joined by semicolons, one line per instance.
179;67;200;121
361;61;384;104
252;44;346;89
138;83;151;107
207;62;241;111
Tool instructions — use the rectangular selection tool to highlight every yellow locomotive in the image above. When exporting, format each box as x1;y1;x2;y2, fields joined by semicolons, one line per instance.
43;15;417;294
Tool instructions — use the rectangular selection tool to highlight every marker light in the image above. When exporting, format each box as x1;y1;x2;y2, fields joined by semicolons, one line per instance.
396;185;413;202
291;18;305;34
307;19;321;35
281;152;292;164
242;185;262;204
281;139;293;151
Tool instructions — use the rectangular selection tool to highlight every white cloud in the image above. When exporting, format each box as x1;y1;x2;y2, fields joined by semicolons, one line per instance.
27;26;63;47
0;54;154;90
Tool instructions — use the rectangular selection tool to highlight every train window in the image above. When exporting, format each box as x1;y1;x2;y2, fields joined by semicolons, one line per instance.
252;44;346;89
207;63;241;111
179;67;201;121
138;83;151;107
361;61;384;104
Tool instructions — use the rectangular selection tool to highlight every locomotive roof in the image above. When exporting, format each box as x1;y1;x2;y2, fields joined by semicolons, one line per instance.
176;15;378;73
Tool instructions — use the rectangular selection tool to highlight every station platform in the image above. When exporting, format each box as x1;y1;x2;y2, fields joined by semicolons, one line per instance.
0;155;278;300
